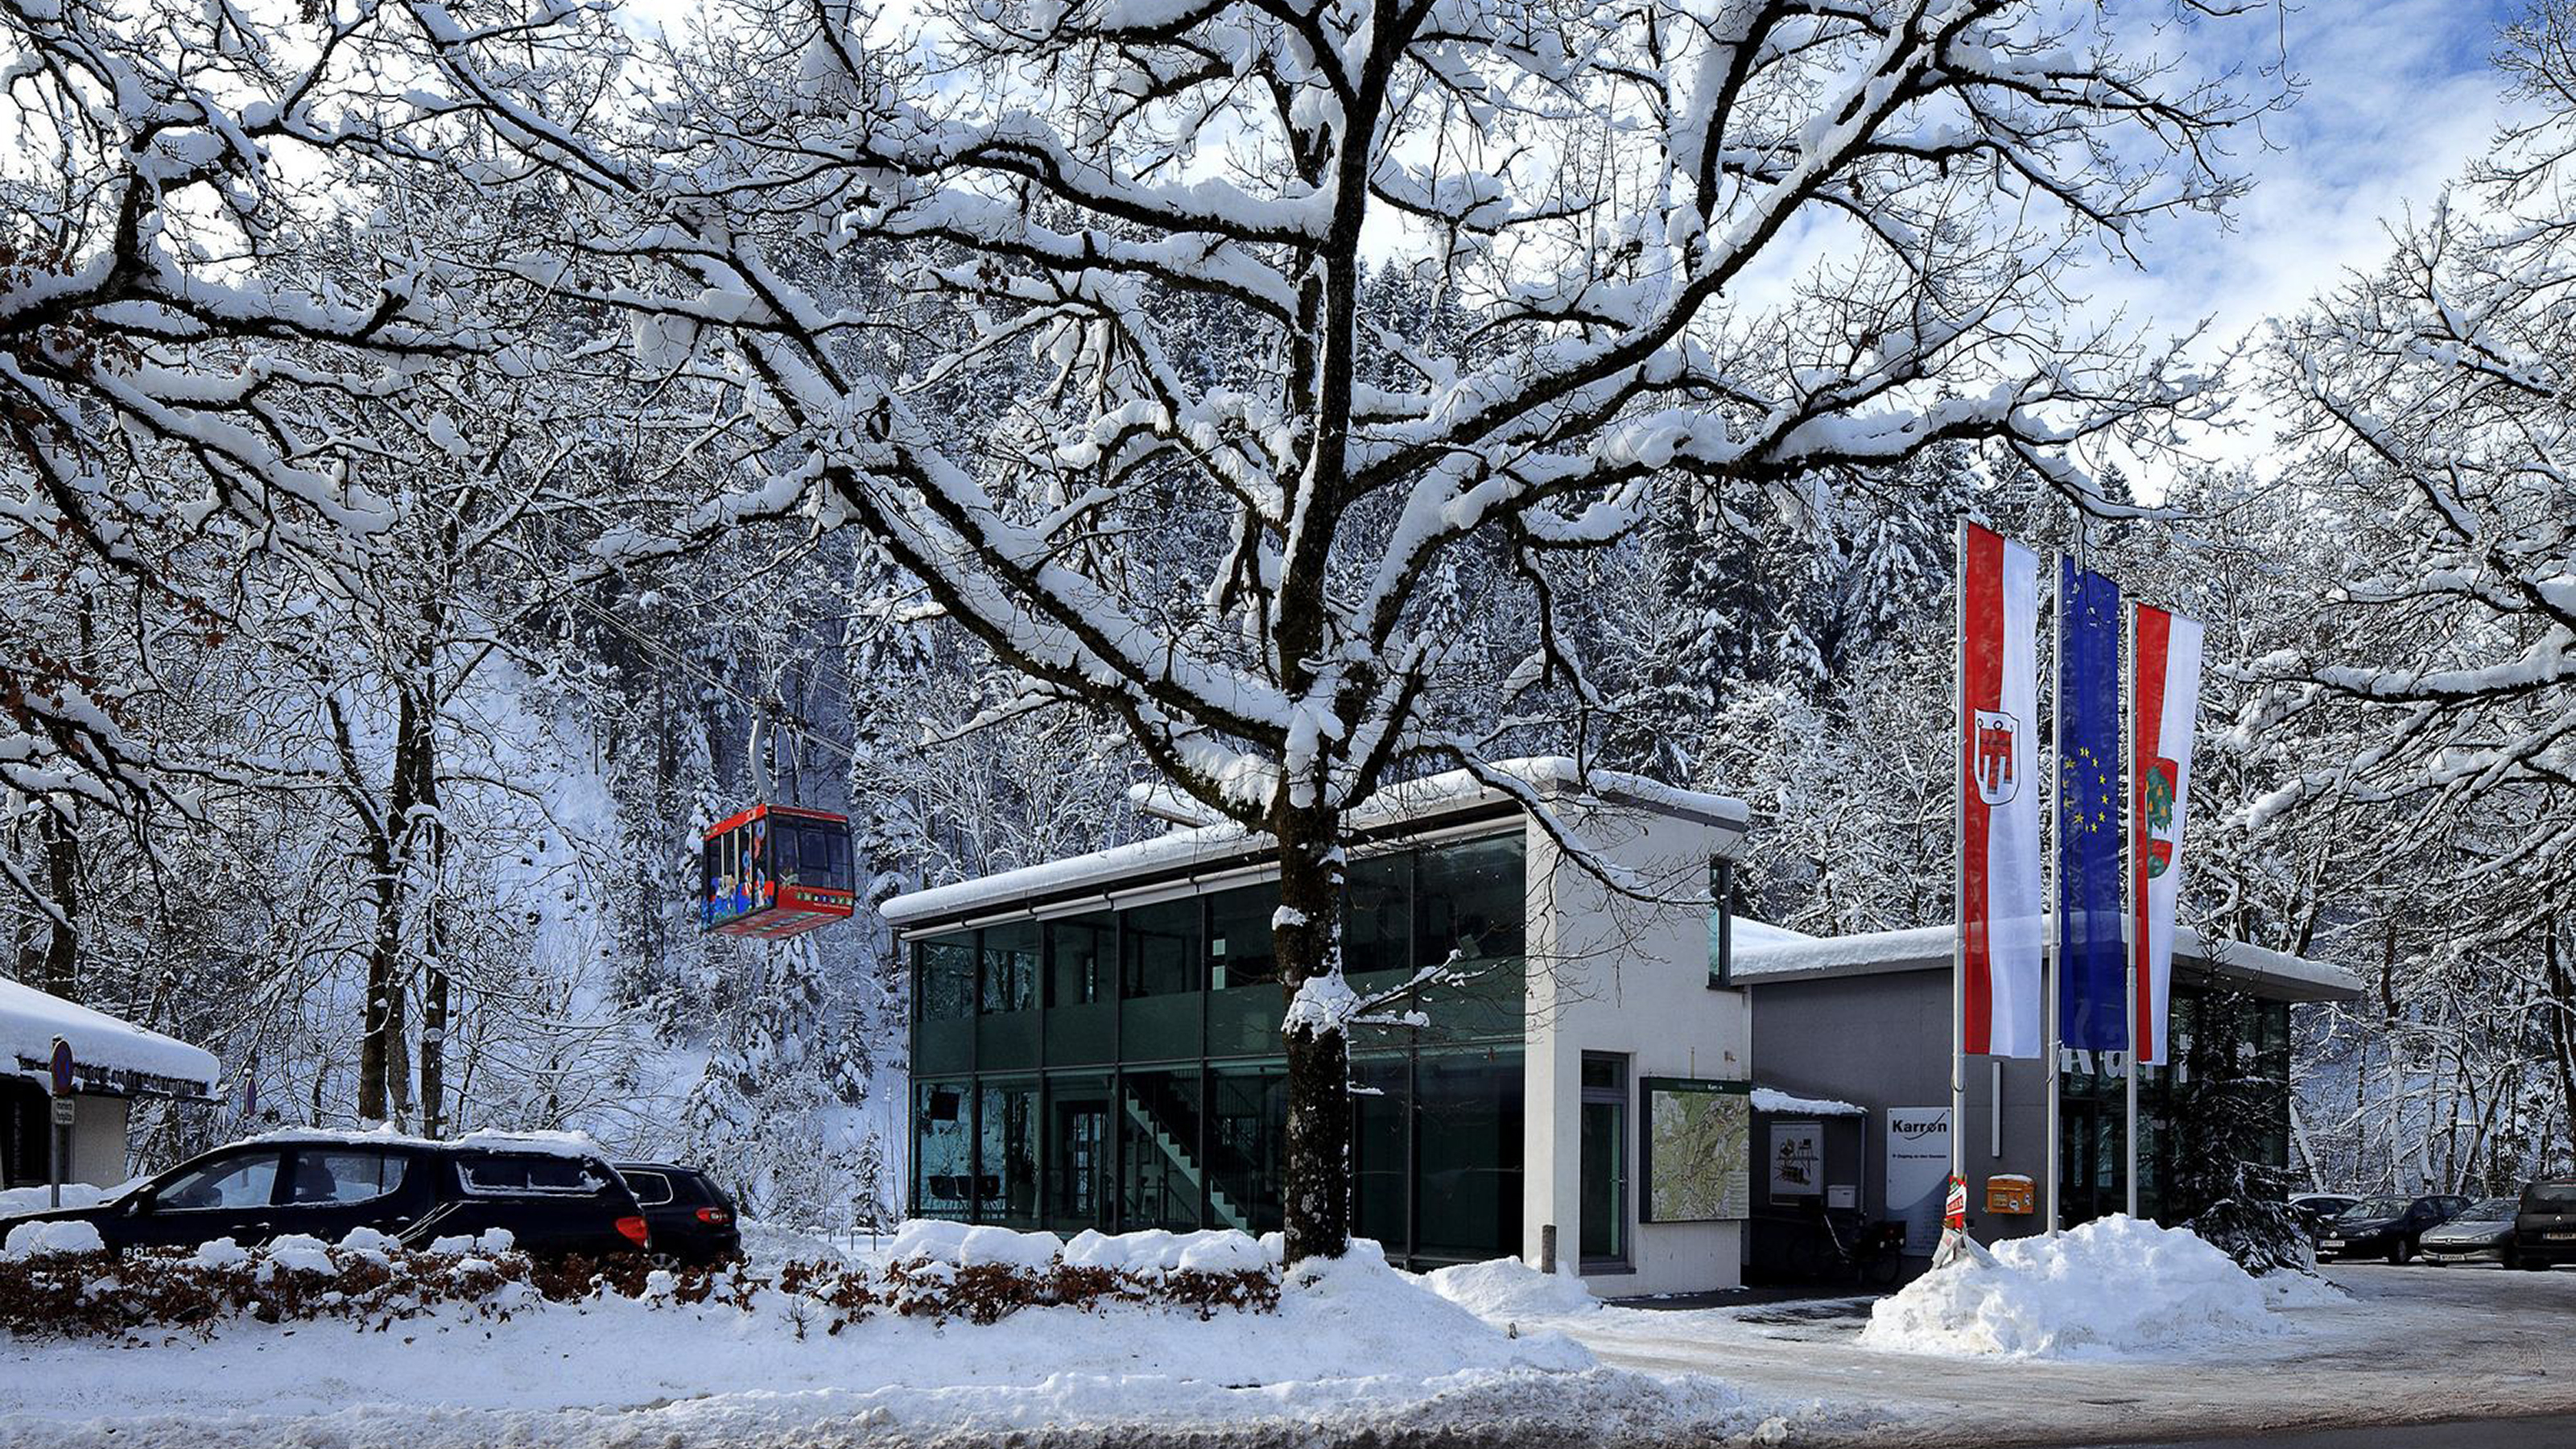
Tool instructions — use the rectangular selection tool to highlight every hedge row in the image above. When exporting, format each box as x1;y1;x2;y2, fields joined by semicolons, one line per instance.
0;1241;1279;1340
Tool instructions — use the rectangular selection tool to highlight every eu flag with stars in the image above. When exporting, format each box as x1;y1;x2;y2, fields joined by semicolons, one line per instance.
2058;559;2126;1052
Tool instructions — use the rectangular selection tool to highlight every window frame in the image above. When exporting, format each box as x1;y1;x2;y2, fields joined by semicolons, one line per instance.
281;1147;411;1208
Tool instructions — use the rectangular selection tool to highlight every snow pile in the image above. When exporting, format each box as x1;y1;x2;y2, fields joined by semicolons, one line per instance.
2;1219;105;1259
0;1183;120;1218
1423;1257;1600;1320
1860;1216;2289;1359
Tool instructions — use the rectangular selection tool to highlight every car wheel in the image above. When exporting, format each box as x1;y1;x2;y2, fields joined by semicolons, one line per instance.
2388;1238;2413;1265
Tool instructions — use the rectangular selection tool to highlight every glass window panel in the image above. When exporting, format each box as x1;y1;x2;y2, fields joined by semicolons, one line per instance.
1416;835;1525;968
914;1081;972;1220
1579;1100;1625;1265
1208;1064;1287;1234
1206;886;1280;992
978;1080;1040;1225
1045;1075;1114;1232
919;935;976;1020
981;921;1040;1015
1344;852;1412;978
1350;1055;1409;1257
1046;912;1116;1007
1121;898;1201;998
1414;1048;1524;1263
1118;1068;1203;1231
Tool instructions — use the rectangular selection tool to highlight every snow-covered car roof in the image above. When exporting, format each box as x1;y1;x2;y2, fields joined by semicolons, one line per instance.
1730;920;2363;1002
243;1125;609;1158
2;978;218;1099
882;757;1748;931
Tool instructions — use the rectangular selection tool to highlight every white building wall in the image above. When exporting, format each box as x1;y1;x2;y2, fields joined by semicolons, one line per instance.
1522;801;1748;1297
68;1093;131;1187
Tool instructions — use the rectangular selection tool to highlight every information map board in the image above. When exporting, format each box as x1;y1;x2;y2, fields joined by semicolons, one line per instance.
1638;1077;1751;1223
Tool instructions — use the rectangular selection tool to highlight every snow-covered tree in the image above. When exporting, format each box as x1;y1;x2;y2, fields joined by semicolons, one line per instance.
385;0;2269;1258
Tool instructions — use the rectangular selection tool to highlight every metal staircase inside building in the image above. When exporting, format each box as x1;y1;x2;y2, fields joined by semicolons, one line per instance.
1122;1091;1249;1231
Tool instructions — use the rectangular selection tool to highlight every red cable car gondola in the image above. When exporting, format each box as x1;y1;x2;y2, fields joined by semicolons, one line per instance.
700;803;856;940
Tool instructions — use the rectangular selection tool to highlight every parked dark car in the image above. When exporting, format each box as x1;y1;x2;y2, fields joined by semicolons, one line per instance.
612;1162;741;1265
2417;1196;2521;1265
2287;1193;2361;1235
0;1131;652;1259
2315;1194;2474;1264
2512;1180;2576;1269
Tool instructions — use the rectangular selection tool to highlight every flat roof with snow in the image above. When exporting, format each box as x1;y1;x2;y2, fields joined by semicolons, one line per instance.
2;978;219;1099
1729;919;2363;1003
881;758;1749;935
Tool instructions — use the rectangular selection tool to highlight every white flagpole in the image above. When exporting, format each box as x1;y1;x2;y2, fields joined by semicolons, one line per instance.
2043;548;2063;1238
1951;518;1969;1236
2124;601;2141;1220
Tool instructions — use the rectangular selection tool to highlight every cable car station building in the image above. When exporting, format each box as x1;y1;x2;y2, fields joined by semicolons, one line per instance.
885;758;2359;1294
883;759;1752;1294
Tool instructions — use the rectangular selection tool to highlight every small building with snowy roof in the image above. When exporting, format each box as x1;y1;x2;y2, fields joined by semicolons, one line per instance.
1732;916;2362;1269
2;979;220;1191
882;758;1759;1297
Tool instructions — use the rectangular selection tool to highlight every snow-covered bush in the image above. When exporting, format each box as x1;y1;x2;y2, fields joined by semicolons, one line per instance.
0;1224;1281;1340
2186;1199;2316;1278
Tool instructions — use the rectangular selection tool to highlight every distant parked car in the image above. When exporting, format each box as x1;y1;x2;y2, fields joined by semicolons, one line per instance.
2512;1180;2576;1269
2315;1194;2474;1264
2288;1193;2361;1235
2417;1197;2521;1265
0;1131;652;1260
613;1162;741;1265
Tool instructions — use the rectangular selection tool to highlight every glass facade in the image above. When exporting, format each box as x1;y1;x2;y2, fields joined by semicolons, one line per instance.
906;831;1529;1265
2057;989;2293;1225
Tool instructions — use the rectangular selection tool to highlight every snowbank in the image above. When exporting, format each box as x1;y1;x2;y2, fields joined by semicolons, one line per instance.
1860;1216;2290;1359
1423;1257;1599;1319
0;1227;1682;1449
2;1220;103;1259
0;1183;122;1220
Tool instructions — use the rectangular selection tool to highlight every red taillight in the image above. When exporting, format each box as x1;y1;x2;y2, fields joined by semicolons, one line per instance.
695;1207;733;1226
615;1214;651;1249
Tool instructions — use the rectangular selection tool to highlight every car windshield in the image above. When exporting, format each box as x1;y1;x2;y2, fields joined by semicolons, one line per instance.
2525;1183;2576;1211
2345;1197;2410;1219
2455;1197;2518;1222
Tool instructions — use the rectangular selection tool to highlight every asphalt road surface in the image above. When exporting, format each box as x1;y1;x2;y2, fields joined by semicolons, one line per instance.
2091;1414;2576;1448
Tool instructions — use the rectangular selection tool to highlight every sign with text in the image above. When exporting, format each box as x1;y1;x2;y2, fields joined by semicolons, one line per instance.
1886;1107;1954;1256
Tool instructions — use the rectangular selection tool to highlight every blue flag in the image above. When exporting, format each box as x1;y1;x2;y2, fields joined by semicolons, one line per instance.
2058;559;2126;1052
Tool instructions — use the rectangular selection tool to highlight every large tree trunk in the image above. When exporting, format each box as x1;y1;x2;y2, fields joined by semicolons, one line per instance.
1274;802;1350;1264
35;805;78;1000
355;685;428;1125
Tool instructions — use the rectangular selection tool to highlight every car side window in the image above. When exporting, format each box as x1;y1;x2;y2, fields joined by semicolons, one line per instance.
456;1153;608;1196
285;1150;409;1206
622;1170;674;1207
153;1151;283;1212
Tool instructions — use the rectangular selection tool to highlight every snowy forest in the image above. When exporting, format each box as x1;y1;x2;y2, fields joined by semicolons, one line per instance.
2;0;2573;1236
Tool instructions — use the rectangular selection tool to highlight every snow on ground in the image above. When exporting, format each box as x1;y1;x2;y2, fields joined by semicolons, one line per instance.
0;1228;1783;1449
1858;1215;2300;1359
1423;1255;1601;1320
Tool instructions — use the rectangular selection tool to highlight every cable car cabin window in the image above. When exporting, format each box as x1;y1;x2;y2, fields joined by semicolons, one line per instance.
786;823;852;893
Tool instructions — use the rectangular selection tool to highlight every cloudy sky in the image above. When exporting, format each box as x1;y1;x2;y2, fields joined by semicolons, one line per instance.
2085;0;2526;456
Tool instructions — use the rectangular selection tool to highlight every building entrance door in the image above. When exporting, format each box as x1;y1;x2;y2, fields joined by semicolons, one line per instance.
2057;1097;2124;1224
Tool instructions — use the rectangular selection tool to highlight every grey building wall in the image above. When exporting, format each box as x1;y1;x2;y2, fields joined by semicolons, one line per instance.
1748;968;2057;1245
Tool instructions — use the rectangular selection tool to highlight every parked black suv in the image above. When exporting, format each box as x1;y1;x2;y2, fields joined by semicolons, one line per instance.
613;1162;742;1265
2512;1180;2576;1269
0;1131;652;1259
2314;1193;2474;1264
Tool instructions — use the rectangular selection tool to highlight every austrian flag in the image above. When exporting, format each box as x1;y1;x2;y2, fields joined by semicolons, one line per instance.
2132;605;2205;1067
1957;522;2044;1059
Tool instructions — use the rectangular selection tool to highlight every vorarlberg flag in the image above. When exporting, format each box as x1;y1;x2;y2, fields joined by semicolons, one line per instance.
2057;561;2126;1052
1958;522;2043;1059
2131;604;2204;1067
